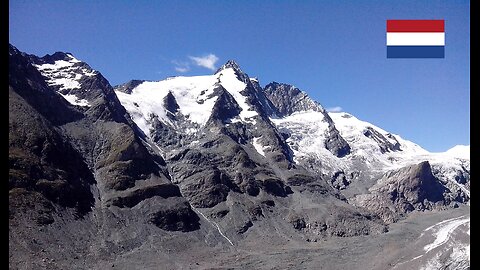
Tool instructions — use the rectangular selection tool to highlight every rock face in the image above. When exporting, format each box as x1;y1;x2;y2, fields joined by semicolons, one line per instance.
324;113;352;158
363;127;401;153
264;82;351;158
9;44;199;236
263;82;322;117
113;79;145;94
9;45;469;269
9;45;95;217
352;161;451;223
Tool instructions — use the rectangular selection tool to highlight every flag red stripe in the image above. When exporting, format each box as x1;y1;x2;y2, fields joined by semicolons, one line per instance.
387;20;444;32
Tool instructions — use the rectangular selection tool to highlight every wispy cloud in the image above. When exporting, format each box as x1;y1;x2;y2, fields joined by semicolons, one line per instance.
174;66;189;73
189;54;219;71
326;106;343;112
172;60;190;73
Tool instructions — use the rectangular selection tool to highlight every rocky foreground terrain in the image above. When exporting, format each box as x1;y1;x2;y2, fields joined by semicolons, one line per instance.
9;44;470;269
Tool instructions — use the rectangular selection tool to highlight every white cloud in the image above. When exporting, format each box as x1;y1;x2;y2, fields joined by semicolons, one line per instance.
326;106;343;112
189;54;219;71
175;66;189;73
172;60;190;73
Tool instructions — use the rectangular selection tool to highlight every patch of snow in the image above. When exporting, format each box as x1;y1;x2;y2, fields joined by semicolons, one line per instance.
218;68;257;121
330;112;429;160
394;214;470;270
229;117;242;123
252;137;265;157
35;60;76;71
419;254;444;270
60;93;90;107
33;54;97;91
185;128;198;135
52;78;81;90
271;110;330;158
420;242;470;270
423;217;470;253
82;68;97;76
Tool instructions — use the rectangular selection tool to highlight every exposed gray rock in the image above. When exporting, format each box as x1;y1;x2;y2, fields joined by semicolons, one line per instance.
207;85;242;124
215;60;250;84
9;44;197;231
331;171;352;190
263;82;323;117
9;47;95;216
308;210;388;238
363;127;402;153
107;183;182;208
163;91;180;116
113;80;145;94
324;118;351;158
148;200;200;232
264;82;350;157
352;161;453;223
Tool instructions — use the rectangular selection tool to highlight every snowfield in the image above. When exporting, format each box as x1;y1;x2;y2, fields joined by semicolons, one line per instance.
115;67;258;138
115;74;219;135
444;145;470;160
272;110;469;199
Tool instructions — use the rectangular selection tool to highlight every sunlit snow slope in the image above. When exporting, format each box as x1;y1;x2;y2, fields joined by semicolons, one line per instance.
272;109;469;198
115;67;258;138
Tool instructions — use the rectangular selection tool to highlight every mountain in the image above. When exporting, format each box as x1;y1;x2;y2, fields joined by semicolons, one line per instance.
9;45;470;269
444;145;470;160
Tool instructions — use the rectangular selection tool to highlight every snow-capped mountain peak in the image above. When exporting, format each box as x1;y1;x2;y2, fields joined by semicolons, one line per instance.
33;53;97;90
10;45;470;270
32;52;99;107
115;74;218;134
329;112;428;156
444;145;470;160
215;60;250;84
215;59;242;74
216;66;258;121
113;58;468;204
114;61;261;138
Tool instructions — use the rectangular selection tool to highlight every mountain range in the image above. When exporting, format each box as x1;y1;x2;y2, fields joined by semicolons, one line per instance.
9;44;470;269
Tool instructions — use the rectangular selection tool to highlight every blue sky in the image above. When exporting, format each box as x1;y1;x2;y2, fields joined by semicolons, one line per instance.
9;0;469;152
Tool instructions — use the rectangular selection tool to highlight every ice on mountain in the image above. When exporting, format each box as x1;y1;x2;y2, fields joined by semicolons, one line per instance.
217;68;258;121
252;137;265;157
60;93;91;107
115;66;259;138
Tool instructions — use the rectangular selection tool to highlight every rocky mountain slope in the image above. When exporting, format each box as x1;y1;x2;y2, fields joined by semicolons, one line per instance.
9;44;469;269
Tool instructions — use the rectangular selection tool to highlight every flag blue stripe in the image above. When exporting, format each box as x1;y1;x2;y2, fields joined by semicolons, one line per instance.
387;46;444;58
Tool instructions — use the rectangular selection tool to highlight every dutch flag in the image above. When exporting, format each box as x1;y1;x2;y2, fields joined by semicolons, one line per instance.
387;20;445;58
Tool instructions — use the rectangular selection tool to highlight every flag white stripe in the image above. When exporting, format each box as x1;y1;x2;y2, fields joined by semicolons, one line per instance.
386;33;445;46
